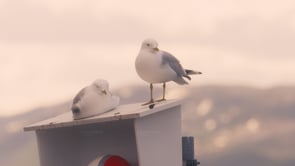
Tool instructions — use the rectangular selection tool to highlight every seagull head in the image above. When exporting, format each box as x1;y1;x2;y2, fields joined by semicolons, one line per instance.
92;79;109;95
141;38;159;52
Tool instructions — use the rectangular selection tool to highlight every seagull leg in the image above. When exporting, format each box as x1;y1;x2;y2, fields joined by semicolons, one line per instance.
150;83;154;102
156;82;167;102
163;82;166;100
142;83;154;105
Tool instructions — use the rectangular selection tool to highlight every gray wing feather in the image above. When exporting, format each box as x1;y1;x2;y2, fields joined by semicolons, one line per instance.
161;51;186;76
73;87;86;104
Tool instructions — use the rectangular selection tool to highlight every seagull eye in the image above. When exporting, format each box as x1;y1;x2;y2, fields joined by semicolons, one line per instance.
146;43;150;47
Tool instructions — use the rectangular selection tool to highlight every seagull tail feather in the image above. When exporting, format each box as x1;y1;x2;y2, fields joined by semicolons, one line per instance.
184;75;192;80
185;69;202;75
173;77;189;85
71;105;80;114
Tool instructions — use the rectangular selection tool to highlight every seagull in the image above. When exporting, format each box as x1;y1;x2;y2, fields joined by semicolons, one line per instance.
135;38;202;105
71;79;120;120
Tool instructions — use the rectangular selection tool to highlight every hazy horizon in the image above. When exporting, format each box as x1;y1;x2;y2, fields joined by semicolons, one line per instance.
1;84;295;166
1;0;295;116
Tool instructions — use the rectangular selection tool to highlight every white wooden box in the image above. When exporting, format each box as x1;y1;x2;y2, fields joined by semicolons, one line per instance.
24;100;183;166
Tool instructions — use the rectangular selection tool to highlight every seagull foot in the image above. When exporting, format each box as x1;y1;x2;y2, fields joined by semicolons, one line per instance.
142;100;154;106
155;98;166;102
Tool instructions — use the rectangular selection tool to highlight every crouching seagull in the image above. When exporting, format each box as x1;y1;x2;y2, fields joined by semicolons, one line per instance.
71;79;120;120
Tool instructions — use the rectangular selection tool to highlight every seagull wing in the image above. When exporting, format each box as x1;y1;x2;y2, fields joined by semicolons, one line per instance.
73;87;86;104
161;51;186;77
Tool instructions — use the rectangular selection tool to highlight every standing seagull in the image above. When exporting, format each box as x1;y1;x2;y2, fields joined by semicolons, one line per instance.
135;38;202;105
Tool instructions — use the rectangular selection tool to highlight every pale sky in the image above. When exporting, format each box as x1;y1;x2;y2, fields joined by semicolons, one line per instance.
1;0;295;116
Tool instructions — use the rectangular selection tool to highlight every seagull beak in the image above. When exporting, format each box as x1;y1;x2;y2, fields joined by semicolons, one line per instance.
154;47;159;51
102;90;107;95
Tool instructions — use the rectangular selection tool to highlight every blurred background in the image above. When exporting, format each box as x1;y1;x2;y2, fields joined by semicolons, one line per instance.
0;0;294;165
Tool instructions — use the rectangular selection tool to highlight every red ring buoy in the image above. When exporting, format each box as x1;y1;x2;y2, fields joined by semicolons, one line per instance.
89;154;130;166
103;155;130;166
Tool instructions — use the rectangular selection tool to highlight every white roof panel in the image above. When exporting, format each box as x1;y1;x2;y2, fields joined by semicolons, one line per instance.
24;99;183;131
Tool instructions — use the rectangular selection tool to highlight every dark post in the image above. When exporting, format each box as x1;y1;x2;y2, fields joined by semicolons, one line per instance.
182;136;200;166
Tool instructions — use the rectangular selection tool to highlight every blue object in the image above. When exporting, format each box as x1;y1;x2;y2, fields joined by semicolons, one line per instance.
182;136;194;160
182;136;200;166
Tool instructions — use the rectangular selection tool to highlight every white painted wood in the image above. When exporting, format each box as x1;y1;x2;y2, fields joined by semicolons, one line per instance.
24;99;183;131
36;120;138;166
134;106;182;166
24;99;184;166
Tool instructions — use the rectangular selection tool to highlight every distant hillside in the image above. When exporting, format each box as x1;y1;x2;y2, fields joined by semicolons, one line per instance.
1;85;295;166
